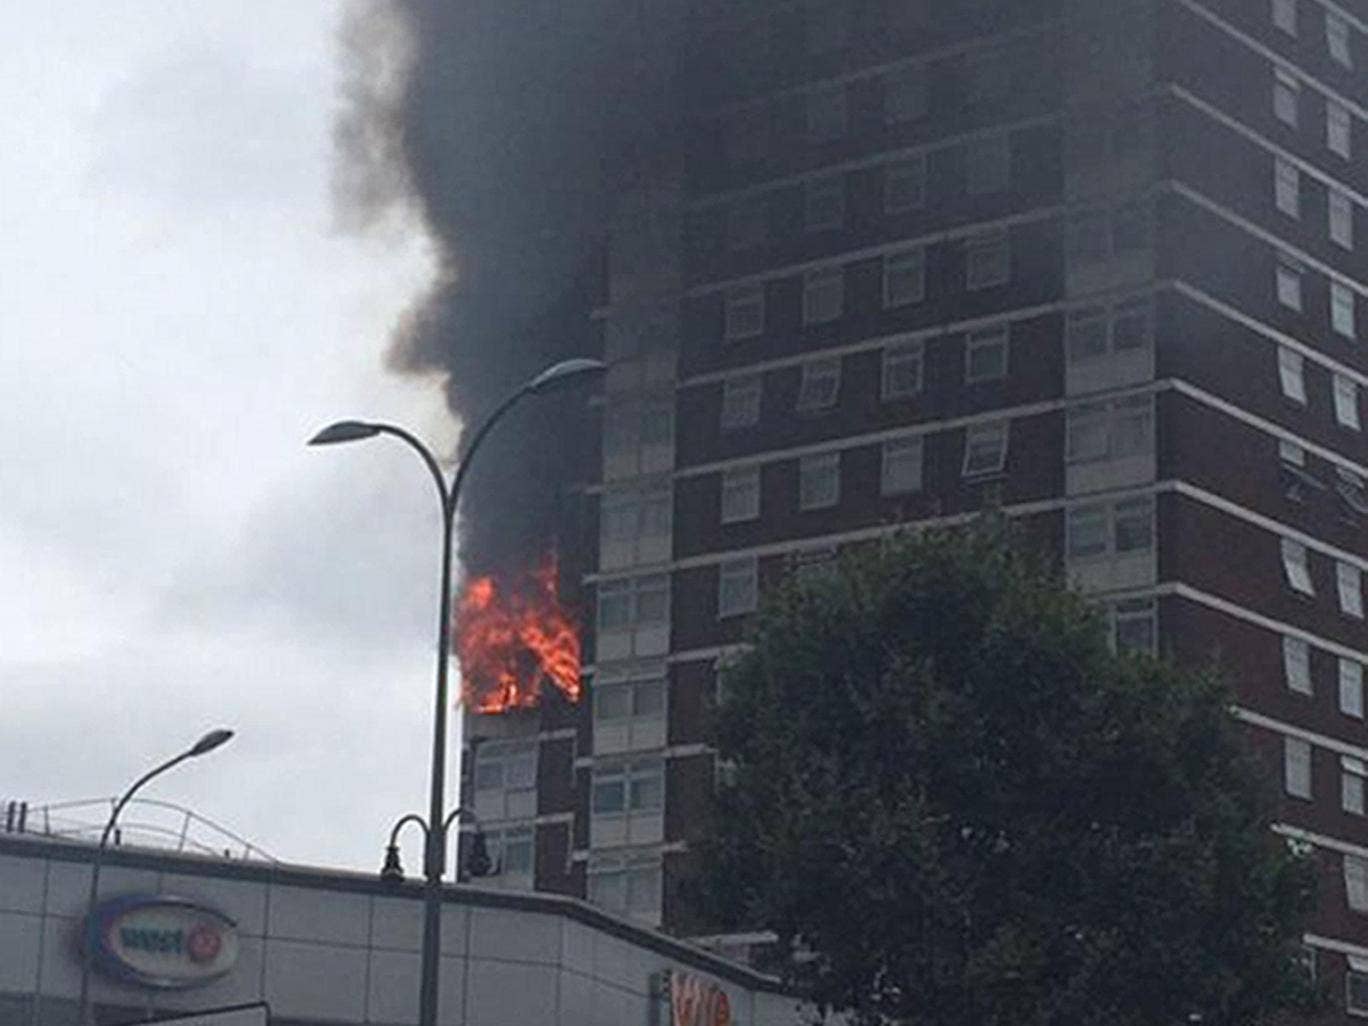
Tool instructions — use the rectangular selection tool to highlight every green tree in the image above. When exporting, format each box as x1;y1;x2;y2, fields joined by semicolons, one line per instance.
696;528;1317;1026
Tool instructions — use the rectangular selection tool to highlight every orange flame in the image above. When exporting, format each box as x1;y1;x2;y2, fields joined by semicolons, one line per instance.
455;556;582;713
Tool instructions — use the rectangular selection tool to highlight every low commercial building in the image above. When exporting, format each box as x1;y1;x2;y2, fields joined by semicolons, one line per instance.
0;833;803;1026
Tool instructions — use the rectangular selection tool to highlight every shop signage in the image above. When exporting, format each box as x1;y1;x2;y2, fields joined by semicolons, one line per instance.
84;895;238;989
669;970;732;1026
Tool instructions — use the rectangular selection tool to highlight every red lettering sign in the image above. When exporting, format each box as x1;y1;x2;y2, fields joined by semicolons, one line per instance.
670;972;731;1026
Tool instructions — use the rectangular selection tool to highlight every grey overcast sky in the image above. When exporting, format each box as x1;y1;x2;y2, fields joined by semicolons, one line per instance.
1;4;457;873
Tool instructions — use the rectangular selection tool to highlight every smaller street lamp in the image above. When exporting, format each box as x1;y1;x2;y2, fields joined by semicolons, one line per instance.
78;729;235;1026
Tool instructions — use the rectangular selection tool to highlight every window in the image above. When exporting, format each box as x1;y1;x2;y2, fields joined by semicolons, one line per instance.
1275;158;1300;217
1276;254;1304;310
1285;735;1312;798
1344;756;1367;815
591;756;664;846
1327;11;1352;68
805;177;845;232
1068;504;1108;559
1342;657;1365;718
803;267;844;324
1066;396;1154;463
1339;466;1368;515
720;374;762;430
1280;438;1306;467
1113;598;1157;654
966;134;1010;195
721;467;760;524
796;357;841;411
1274;68;1300;128
1336;375;1361;430
881;436;924;495
884;64;927;123
882;339;924;399
1282;537;1315;595
799;451;841;509
483;825;534;883
965;325;1009;382
884;157;926;214
1349;966;1368;1015
724;285;765;340
593;671;666;753
1273;0;1297;36
597;574;670;652
718;556;759;616
883;247;926;307
1112;202;1150;254
600;486;672;569
1068;498;1154;559
1066;211;1110;265
1285;635;1312;694
1330;190;1354;249
1276;346;1307;403
473;741;537;821
965;230;1010;290
1328;100;1352;158
1114;497;1155;554
1346;853;1368;911
588;851;661;922
962;421;1009;477
1068;308;1108;362
726;201;767;250
1339;561;1364;617
807;85;847;142
1334;283;1358;338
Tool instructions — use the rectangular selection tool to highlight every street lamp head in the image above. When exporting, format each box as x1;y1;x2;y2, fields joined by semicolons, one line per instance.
524;358;607;395
308;421;382;446
188;729;234;758
380;843;405;883
465;829;494;879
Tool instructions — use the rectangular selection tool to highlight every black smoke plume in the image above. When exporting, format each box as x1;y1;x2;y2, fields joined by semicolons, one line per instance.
334;0;680;580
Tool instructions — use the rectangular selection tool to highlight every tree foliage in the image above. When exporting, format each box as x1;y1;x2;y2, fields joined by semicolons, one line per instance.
695;528;1317;1026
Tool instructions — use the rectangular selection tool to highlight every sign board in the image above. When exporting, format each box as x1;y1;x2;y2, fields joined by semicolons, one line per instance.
669;970;732;1026
85;895;238;989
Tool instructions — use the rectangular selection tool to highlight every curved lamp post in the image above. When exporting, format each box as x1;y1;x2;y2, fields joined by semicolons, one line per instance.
78;728;235;1026
309;356;604;1026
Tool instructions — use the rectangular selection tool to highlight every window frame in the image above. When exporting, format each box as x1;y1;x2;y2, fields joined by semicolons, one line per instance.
1276;254;1305;311
799;451;842;510
883;247;927;308
881;339;924;400
1330;190;1355;249
1275;157;1301;218
1342;657;1366;718
718;555;759;617
1335;374;1361;431
1279;346;1307;404
881;435;924;496
1333;282;1358;339
1285;635;1313;694
1281;537;1315;595
962;420;1009;477
1274;68;1301;129
720;465;761;524
723;285;765;340
964;230;1010;290
720;374;762;430
796;356;842;412
1285;735;1312;799
964;324;1009;383
802;266;845;325
1339;560;1364;618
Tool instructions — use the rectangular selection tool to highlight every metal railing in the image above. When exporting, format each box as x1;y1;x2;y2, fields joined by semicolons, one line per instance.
2;796;275;862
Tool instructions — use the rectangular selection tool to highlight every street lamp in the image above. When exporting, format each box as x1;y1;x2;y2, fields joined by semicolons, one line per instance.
309;356;604;1026
78;728;235;1026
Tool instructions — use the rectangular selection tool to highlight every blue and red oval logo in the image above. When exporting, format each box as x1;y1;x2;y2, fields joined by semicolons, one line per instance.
85;895;238;989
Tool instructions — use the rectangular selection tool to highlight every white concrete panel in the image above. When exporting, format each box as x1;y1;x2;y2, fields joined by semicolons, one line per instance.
367;949;419;1024
591;931;636;989
560;921;596;977
262;939;367;1021
93;865;163;905
0;854;48;913
267;884;369;945
468;908;559;966
439;904;469;956
559;968;594;1025
159;873;268;936
465;959;557;1026
0;912;41;991
371;896;422;951
42;862;92;918
591;980;641;1026
438;953;468;1024
143;934;265;1011
39;915;82;999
